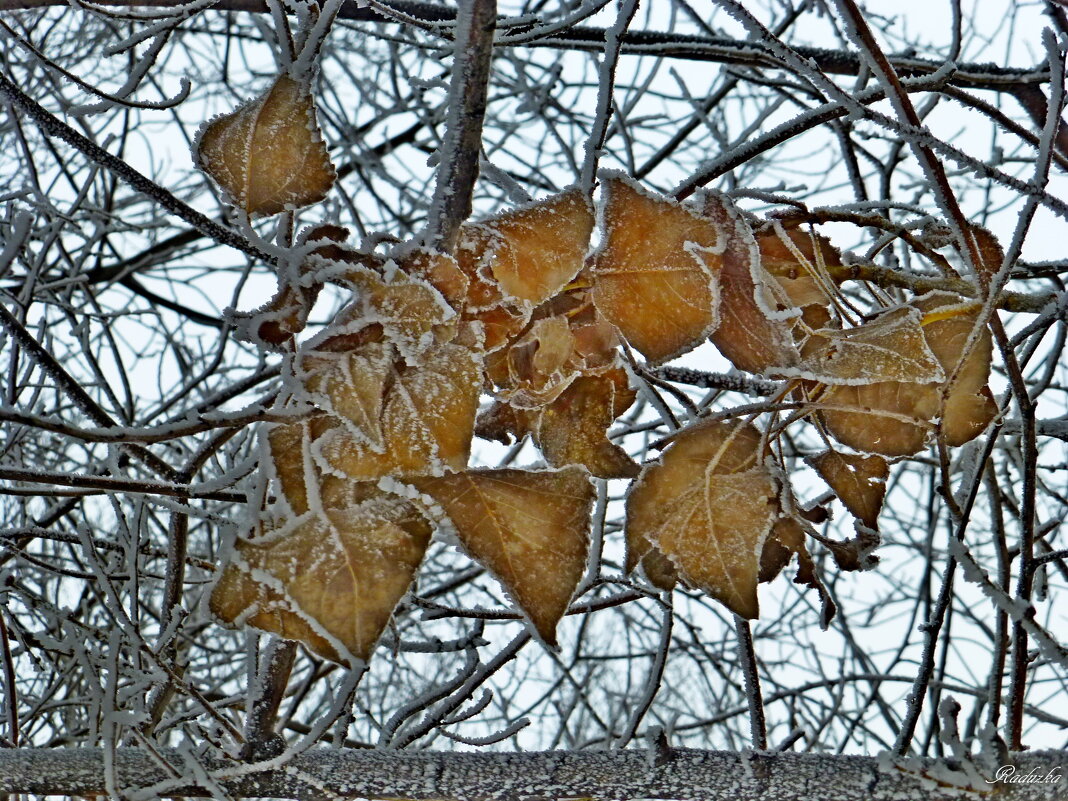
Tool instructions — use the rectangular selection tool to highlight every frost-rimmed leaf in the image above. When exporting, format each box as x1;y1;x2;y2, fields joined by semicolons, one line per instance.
799;307;945;385
625;420;776;618
315;341;482;479
195;74;336;216
209;495;432;664
409;467;595;647
590;173;722;364
300;343;393;449
700;193;801;375
470;188;595;306
807;450;888;529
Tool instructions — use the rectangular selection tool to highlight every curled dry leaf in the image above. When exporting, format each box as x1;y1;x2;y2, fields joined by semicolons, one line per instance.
591;174;722;364
468;189;595;306
491;315;581;408
700;194;800;375
410;467;595;647
755;223;840;330
758;517;837;628
195;74;336;216
626;420;777;618
209;494;432;664
807;450;888;529
316;340;482;480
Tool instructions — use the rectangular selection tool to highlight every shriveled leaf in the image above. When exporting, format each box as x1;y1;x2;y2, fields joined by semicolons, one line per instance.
761;517;836;628
808;450;888;529
301;343;392;449
625;421;775;618
533;370;639;479
411;467;595;646
195;74;335;216
475;189;594;306
701;194;800;374
316;341;482;479
801;307;945;385
591;175;721;364
492;315;580;408
210;495;431;664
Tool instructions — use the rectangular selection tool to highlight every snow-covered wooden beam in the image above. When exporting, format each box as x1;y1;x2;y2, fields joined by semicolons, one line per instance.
0;747;1065;800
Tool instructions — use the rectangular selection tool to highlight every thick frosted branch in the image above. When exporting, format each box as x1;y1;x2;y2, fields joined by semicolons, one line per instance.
0;748;1065;800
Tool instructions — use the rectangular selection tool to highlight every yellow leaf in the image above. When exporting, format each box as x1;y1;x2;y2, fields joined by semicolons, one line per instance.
210;494;431;664
625;421;776;618
411;468;595;646
591;175;721;364
195;74;335;216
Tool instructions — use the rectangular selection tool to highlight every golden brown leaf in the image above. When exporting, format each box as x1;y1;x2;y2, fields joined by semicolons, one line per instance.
801;307;944;385
316;341;482;480
196;75;335;216
411;467;595;646
591;175;721;364
819;381;934;457
625;421;776;618
533;370;639;479
301;343;392;449
701;195;800;374
472;189;595;306
807;450;889;529
493;315;580;408
210;494;431;664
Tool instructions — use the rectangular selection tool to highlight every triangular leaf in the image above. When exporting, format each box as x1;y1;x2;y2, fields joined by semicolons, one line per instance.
210;494;431;664
807;450;888;529
410;467;595;646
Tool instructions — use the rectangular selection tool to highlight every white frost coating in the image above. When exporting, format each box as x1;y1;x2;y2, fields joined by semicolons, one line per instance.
948;536;1068;669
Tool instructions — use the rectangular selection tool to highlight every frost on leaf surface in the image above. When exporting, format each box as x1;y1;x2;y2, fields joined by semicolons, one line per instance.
808;450;888;529
316;341;482;479
301;343;392;449
800;307;944;385
195;74;336;216
700;194;801;375
209;494;432;664
590;174;722;364
334;270;458;365
411;467;595;646
471;188;595;306
626;421;776;619
817;292;995;455
755;223;841;330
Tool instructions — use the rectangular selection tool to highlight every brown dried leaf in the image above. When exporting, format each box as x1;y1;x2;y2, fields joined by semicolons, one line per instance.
494;315;580;408
625;421;776;618
210;494;431;664
475;189;595;306
808;450;888;529
591;175;721;364
701;195;800;374
411;467;595;646
533;370;639;479
335;270;457;364
801;307;945;385
196;75;335;216
398;249;470;311
819;381;935;457
301;343;393;449
316;341;482;479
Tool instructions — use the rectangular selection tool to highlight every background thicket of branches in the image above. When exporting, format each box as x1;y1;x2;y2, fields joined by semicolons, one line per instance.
0;0;1066;798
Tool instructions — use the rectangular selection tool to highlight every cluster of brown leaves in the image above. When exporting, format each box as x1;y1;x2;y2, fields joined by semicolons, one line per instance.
195;92;998;662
